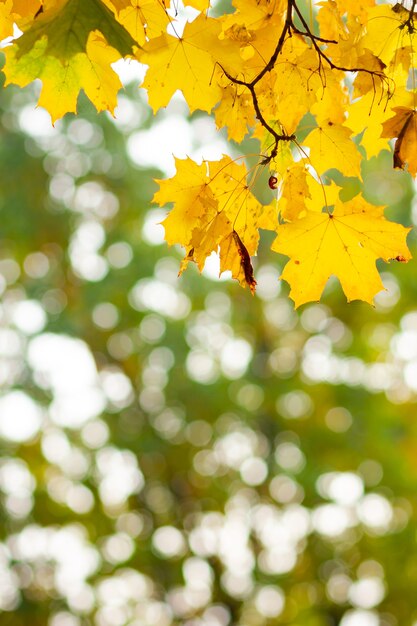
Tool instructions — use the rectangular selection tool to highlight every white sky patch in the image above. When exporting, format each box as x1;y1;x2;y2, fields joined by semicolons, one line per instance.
127;115;193;175
317;472;364;506
27;334;105;428
339;610;380;626
255;586;285;618
112;59;147;87
96;447;144;508
129;278;191;320
127;109;230;177
142;209;167;246
202;252;232;283
349;578;385;609
0;391;43;443
18;105;56;137
12;300;47;335
312;503;355;537
220;338;253;379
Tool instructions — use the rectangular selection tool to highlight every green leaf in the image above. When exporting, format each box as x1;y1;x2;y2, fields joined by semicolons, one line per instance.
14;0;136;61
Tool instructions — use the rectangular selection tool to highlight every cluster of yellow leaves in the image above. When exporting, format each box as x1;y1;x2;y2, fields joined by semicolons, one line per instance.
1;0;417;306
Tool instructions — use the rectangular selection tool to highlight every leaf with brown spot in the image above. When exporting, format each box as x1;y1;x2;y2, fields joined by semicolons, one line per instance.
382;107;417;176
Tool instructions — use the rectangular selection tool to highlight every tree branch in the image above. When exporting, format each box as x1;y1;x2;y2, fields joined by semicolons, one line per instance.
218;0;392;163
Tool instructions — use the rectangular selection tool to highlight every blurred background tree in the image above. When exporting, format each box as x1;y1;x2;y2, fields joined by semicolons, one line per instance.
2;26;417;626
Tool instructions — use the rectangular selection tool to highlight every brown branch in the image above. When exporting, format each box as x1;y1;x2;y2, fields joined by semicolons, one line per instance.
249;0;294;88
291;1;388;82
290;26;337;44
400;0;417;33
217;0;392;163
218;0;296;161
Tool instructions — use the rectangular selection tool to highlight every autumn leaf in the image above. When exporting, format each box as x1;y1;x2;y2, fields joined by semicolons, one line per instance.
317;0;347;41
303;121;362;178
3;0;136;120
272;198;411;307
278;164;311;222
155;156;265;291
0;0;41;39
139;14;243;114
106;0;170;44
155;158;218;248
381;107;417;176
215;82;256;143
220;231;257;293
16;0;135;57
257;37;326;135
353;49;386;97
2;0;416;306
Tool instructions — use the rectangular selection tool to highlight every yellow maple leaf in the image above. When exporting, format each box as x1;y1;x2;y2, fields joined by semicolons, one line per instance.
304;120;362;178
154;156;266;290
305;177;341;213
5;32;125;122
272;198;411;307
140;14;243;114
220;231;257;293
317;0;347;41
155;158;217;247
0;0;14;39
183;0;210;10
0;0;41;39
335;0;375;22
381;107;417;176
221;2;285;79
3;0;136;121
257;37;324;135
310;70;348;126
347;86;415;158
348;90;391;158
360;4;407;66
188;210;232;272
275;164;342;222
224;0;286;33
208;157;264;255
353;49;386;97
214;82;255;143
278;164;311;222
105;0;170;44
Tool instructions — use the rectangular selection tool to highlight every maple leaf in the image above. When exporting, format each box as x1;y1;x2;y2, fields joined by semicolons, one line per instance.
272;198;411;307
360;3;412;66
154;158;218;248
220;231;257;294
0;1;14;40
230;0;286;30
155;156;266;291
304;121;362;178
15;0;135;57
3;0;136;121
215;82;256;143
106;0;170;45
256;37;325;135
0;0;41;39
158;156;265;256
381;107;417;176
278;164;311;222
277;166;341;222
317;0;348;41
139;14;243;114
2;0;416;307
353;49;386;97
336;0;376;22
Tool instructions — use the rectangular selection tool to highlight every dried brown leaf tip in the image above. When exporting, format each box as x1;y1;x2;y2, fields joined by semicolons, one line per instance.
233;231;257;295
